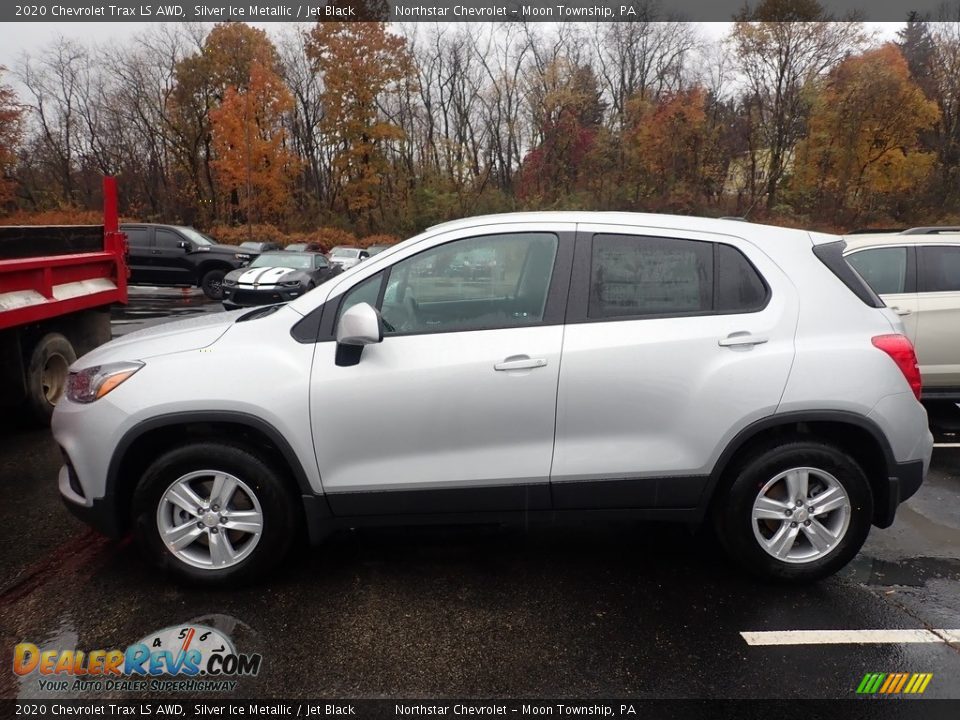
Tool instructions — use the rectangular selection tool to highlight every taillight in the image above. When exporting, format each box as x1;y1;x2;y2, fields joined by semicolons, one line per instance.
872;334;922;400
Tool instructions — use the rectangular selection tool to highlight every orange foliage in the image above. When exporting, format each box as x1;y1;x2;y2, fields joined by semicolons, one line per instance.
0;208;107;226
210;64;298;225
792;43;939;214
0;67;23;207
627;88;715;201
307;22;412;229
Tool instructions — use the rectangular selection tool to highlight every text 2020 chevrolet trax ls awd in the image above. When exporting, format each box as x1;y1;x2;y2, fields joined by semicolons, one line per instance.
53;213;933;585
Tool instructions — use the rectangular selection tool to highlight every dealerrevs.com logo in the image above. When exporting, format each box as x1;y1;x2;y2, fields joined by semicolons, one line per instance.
13;624;262;693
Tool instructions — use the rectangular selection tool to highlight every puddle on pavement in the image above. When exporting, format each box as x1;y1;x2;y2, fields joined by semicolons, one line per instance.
15;614;79;699
845;555;960;587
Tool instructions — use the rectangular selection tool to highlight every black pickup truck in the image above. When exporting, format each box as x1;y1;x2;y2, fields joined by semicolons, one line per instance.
122;223;251;300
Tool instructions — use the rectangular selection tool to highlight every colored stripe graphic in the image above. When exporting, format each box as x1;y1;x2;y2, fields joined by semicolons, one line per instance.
857;673;932;694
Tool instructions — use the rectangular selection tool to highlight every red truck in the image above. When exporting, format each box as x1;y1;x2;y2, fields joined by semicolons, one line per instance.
0;177;127;424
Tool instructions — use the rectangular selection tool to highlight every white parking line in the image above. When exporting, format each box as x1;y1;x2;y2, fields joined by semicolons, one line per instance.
933;443;960;448
741;629;960;646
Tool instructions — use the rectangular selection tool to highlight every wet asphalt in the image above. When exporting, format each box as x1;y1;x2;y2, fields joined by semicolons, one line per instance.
1;288;960;701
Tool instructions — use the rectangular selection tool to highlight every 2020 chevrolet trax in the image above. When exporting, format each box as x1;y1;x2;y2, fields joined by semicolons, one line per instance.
53;213;933;585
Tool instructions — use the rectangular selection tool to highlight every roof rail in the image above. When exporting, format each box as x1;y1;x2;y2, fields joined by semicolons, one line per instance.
900;226;960;235
846;227;905;234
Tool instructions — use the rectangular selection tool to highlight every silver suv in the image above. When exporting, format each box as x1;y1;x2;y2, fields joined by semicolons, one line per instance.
844;229;960;400
53;213;933;585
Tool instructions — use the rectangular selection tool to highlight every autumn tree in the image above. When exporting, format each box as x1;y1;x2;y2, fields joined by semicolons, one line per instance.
210;64;298;225
307;22;413;233
623;87;721;210
0;67;23;206
731;0;864;210
792;44;939;219
170;23;284;223
517;59;606;204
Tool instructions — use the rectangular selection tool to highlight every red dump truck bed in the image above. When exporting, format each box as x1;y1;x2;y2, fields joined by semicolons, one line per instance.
0;177;127;330
0;177;127;424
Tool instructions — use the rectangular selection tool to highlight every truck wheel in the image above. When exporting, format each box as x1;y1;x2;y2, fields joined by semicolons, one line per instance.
132;441;299;586
200;269;226;300
26;333;77;425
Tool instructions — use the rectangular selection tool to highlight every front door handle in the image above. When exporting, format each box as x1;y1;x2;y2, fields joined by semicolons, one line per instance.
494;356;548;371
718;333;769;348
890;306;913;316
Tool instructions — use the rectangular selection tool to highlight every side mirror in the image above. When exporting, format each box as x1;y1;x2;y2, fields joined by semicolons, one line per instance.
178;240;190;251
336;302;383;346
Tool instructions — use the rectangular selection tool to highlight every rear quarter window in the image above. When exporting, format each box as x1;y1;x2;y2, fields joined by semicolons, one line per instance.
919;245;960;292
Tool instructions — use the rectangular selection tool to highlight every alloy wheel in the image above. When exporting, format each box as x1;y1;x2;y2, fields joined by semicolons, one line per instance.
751;466;851;564
156;470;263;570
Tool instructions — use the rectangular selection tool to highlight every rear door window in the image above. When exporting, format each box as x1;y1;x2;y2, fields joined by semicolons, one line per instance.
124;227;149;249
587;234;767;319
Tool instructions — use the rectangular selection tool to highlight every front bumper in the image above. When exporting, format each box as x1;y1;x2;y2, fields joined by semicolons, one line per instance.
58;464;122;538
222;285;305;307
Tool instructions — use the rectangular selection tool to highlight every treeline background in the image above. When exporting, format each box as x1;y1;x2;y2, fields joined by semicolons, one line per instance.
2;0;960;246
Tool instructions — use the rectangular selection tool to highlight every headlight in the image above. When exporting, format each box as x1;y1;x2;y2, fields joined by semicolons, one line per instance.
281;280;302;288
223;278;238;286
66;361;144;403
235;253;251;261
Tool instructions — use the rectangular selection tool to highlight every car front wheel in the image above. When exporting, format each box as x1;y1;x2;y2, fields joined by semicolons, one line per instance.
132;442;298;585
714;440;873;583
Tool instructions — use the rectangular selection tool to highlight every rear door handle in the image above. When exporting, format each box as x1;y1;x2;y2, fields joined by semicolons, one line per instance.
494;356;548;371
718;333;769;347
890;306;913;316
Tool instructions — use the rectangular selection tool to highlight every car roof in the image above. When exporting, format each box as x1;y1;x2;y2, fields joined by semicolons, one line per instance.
423;211;821;245
842;232;960;251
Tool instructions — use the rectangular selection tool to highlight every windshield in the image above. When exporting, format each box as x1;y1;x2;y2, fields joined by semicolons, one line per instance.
177;226;215;246
331;247;360;258
250;253;312;270
285;244;306;252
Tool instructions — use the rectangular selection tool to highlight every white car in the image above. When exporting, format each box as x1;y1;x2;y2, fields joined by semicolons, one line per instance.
328;246;370;270
53;213;932;585
844;228;960;400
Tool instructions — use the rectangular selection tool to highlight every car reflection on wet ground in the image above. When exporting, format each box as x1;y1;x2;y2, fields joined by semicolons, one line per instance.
1;291;959;701
111;286;222;337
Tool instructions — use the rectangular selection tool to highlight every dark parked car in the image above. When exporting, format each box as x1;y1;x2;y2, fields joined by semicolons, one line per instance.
285;242;324;253
123;224;249;300
239;241;282;253
222;251;342;309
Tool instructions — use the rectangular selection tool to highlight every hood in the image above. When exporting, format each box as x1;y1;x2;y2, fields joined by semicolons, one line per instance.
230;266;301;285
73;310;243;369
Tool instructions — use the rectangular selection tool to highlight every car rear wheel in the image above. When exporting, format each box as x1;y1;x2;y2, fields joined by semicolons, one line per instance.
200;269;226;300
714;440;872;582
133;442;299;585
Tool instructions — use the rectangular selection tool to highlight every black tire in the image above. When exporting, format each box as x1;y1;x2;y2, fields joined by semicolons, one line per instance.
713;440;873;583
200;269;226;300
132;441;299;586
26;333;77;425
